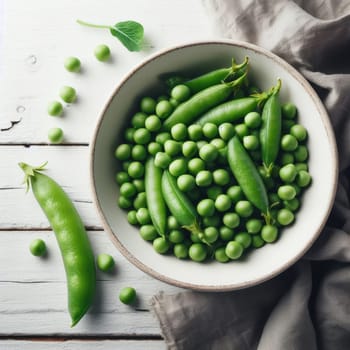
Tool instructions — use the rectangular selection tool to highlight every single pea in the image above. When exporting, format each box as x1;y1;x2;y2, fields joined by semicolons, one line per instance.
202;215;220;227
122;161;131;172
174;243;189;259
133;192;147;210
199;144;218;162
153;237;170;254
120;182;137;198
164;140;182;156
124;128;135;143
48;127;64;144
189;243;207;262
190;232;202;243
246;219;262;234
243;135;259;150
188;124;203;141
155;132;171;145
277;208;295;226
171;123;187;141
269;193;280;206
227;186;243;202
244;112;261;129
284;198;300;212
195;170;213;187
235;232;252;249
156;100;173;119
281;134;298;151
115;144;131;160
235;123;249;138
252;235;265;248
170;98;179;108
140;97;156;114
29;238;46;256
215;194;232;212
225;241;244;260
218;123;235;141
133;128;151;145
215;247;230;263
94;44;111;61
154;152;171;169
291;183;302;196
48;101;63;116
197;198;215;217
128;161;144;178
294;146;308;162
169;158;187;177
115;171;130;185
177;174;195;191
119;287;137;305
127;210;138;225
202;123;219;139
296;170;312;187
136;207;151;225
261;225;278;243
280;153;295;165
206;186;223;200
197;140;208;150
139;225;158;241
235;200;253;218
118;195;132;209
182;141;197;158
290;124;307;141
132;112;147;128
131;144;147;161
282;119;296;133
171;84;191;102
295;163;308;172
59;86;77;103
188;158;205;175
96;253;115;272
168;216;180;230
279;164;297;183
145;115;162;132
277;185;296;200
282;102;297;119
204;227;219;244
64;56;81;72
148;142;162;155
223;213;240;229
169;230;185;244
212;169;230;186
219;226;234;241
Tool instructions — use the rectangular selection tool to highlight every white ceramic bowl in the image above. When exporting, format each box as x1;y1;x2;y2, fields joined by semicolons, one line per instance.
90;41;338;291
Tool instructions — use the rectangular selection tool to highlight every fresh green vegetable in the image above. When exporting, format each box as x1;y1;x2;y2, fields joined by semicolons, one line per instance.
48;101;63;116
119;287;137;304
59;86;77;103
48;127;64;144
19;162;96;327
64;56;81;72
96;254;115;272
77;19;144;51
94;44;111;61
29;238;46;256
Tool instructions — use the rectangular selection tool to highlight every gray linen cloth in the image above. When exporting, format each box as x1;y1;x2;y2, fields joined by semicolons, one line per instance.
151;1;350;349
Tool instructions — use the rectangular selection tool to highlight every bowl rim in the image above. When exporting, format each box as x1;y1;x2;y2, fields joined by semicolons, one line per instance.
89;39;339;291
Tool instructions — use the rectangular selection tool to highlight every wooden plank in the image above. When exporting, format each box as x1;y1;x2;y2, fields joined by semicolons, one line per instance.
0;230;181;335
0;0;212;143
0;340;166;350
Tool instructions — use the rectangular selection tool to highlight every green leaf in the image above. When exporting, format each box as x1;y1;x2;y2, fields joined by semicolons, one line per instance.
110;21;144;52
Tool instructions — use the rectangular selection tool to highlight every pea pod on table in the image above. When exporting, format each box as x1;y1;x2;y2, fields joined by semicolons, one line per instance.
19;162;96;327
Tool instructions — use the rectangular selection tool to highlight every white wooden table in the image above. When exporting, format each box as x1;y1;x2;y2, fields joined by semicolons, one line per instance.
0;1;216;348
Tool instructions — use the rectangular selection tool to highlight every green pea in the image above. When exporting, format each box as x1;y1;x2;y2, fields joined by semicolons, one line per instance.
197;198;215;217
48;101;63;116
59;86;77;103
48;127;64;144
284;198;300;211
118;196;132;209
155;132;171;145
290;124;307;141
206;185;223;200
145;115;162;132
115;171;130;185
174;243;189;259
277;208;294;226
252;235;265;248
218;123;235;141
282;102;297;119
246;219;262;234
153;237;170;254
164;140;182;156
177;174;195;191
136;208;151;225
133;192;147;210
295;163;308;172
195;170;213;187
132;179;145;194
132;112;147;128
140;97;156;114
115;144;131;160
215;194;231;212
202;123;218;139
154;152;171;169
282;119;296;133
279;164;297;183
148;142;162;155
210;138;226;150
199;144;218;162
127;161;144;178
280;153;294;165
169;230;185;244
204;227;219;243
197;140;208;150
235;232;252;248
124;128;135;143
296;170;312;187
139;225;158;241
171;123;187;141
281;134;298;151
167;216;180;230
171;84;191;102
277;185;296;200
120;182;137;198
212;169;230;186
227;186;243;202
235;123;249;138
131;144;147;161
119;287;137;305
189;243;207;262
64;56;81;72
29;238;46;256
188;158;205;175
225;241;244;260
219;226;234;241
156;100;173;119
243;135;259;150
94;44;111;61
190;232;202;243
182;141;197;158
214;247;230;263
122;161;131;172
291;184;302;196
244;112;261;128
261;225;278;243
127;210;138;225
235;200;253;218
223;213;240;229
170;98;180;108
169;159;187;177
133;128;151;145
294;146;308;162
203;215;220;227
96;254;115;272
188;124;203;141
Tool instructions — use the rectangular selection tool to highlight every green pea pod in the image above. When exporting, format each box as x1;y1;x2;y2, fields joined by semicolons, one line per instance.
19;162;96;327
260;79;282;175
145;157;167;236
227;136;269;215
163;62;248;131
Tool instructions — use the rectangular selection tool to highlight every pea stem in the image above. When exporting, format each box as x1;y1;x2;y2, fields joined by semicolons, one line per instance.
76;19;110;30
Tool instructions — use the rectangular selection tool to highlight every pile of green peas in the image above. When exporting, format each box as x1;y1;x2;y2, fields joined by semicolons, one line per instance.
114;60;312;263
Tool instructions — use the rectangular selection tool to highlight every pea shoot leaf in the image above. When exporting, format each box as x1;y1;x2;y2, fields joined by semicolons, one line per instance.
110;21;144;52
